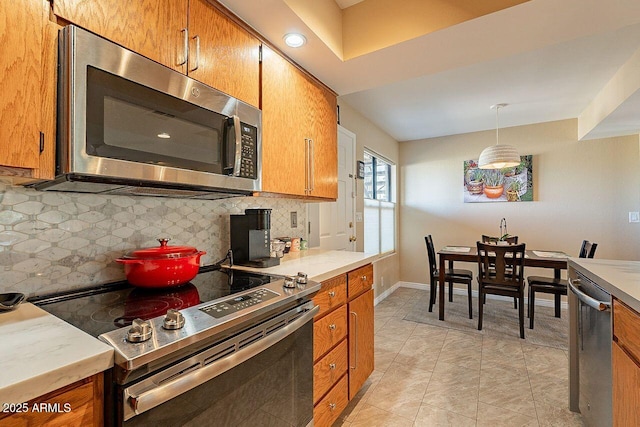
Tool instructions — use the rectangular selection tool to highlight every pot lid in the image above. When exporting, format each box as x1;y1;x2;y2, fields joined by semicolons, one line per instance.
123;238;200;260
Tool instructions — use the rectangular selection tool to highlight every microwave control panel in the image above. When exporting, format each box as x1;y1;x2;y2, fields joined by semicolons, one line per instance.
239;124;257;179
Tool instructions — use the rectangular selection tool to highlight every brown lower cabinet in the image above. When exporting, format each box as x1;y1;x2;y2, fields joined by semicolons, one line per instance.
312;264;374;427
0;373;103;427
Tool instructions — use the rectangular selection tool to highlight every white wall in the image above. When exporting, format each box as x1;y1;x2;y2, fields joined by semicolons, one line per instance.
400;118;640;285
337;100;401;297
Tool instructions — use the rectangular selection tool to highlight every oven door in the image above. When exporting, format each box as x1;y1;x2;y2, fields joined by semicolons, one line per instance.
119;302;318;427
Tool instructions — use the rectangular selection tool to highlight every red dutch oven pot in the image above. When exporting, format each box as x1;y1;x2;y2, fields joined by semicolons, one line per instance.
115;238;206;288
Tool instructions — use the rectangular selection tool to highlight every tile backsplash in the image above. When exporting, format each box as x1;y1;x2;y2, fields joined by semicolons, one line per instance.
0;184;306;297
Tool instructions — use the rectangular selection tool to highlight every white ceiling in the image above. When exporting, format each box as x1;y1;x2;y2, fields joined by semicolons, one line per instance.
220;0;640;142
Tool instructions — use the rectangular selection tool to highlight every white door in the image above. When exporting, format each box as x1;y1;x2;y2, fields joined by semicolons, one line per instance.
318;125;356;250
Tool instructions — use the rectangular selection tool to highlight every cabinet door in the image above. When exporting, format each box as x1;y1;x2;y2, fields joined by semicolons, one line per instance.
53;0;188;73
0;0;42;170
307;80;338;199
613;342;640;427
348;288;374;399
261;46;307;196
188;0;259;107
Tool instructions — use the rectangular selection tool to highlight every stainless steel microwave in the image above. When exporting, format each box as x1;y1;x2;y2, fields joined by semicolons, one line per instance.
35;25;261;198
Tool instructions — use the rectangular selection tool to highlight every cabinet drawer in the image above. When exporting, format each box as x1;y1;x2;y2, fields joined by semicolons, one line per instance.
312;275;347;318
348;264;373;299
314;305;347;361
314;339;348;404
313;374;348;427
0;374;102;426
613;298;640;363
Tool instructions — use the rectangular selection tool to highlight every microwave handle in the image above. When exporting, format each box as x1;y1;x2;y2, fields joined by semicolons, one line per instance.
232;115;242;176
223;115;243;176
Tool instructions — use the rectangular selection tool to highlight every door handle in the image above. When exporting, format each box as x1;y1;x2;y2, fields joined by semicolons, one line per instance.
349;236;357;242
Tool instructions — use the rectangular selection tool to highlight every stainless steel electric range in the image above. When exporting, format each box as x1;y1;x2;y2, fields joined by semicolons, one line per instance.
31;266;320;427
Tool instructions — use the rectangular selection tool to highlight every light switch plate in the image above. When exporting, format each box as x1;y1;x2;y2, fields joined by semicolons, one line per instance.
355;212;363;222
630;212;640;223
290;211;298;228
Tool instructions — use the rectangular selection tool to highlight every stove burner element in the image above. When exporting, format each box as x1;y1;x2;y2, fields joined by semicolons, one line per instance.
106;284;199;328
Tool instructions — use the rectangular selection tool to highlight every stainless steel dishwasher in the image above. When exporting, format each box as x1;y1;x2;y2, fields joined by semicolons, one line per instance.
568;268;612;427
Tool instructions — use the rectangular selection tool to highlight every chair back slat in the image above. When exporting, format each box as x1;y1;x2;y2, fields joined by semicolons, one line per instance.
477;242;526;287
425;235;437;277
578;240;598;258
482;235;518;244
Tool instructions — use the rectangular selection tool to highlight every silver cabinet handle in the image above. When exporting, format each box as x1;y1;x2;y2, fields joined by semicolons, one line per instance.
350;311;358;370
568;278;611;311
304;138;311;194
309;138;315;192
329;363;336;370
329;403;337;411
328;324;336;330
178;28;188;66
361;275;367;282
190;35;200;72
328;291;336;297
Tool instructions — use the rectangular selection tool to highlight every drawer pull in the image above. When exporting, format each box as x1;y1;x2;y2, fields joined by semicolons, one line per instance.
328;291;336;297
328;324;336;331
329;403;336;411
361;275;367;281
329;363;336;370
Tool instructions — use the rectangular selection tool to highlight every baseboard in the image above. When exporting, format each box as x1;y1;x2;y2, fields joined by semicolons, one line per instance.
380;281;568;310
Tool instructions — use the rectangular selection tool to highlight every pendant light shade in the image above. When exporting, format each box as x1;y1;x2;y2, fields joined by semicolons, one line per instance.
478;104;520;169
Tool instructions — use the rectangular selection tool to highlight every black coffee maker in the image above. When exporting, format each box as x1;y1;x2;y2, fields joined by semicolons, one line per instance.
230;209;280;268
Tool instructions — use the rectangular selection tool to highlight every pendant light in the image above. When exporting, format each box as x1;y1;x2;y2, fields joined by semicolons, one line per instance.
478;103;520;169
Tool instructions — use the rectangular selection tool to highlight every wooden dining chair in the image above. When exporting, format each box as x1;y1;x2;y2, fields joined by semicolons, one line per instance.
425;235;473;319
527;240;597;329
477;241;527;339
481;234;519;309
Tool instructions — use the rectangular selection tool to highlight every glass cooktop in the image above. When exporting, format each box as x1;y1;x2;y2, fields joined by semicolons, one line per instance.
31;267;279;338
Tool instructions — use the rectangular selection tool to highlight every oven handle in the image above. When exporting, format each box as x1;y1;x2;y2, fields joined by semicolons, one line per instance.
124;304;319;419
568;278;611;311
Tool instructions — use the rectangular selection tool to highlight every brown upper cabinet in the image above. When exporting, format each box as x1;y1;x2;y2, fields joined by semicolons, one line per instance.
0;0;47;180
261;45;338;200
52;0;260;107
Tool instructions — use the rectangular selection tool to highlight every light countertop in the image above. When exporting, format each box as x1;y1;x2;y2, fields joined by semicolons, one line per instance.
0;303;113;404
569;258;640;312
230;249;380;282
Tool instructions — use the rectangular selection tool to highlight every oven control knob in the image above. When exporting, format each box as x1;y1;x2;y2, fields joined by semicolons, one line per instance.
126;318;152;343
283;276;296;289
296;272;308;285
163;309;185;330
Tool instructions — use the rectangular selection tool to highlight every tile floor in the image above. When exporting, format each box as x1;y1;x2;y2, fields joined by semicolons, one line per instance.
334;287;585;426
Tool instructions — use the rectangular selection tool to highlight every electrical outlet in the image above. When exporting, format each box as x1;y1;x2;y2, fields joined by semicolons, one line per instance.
630;212;640;223
290;211;298;228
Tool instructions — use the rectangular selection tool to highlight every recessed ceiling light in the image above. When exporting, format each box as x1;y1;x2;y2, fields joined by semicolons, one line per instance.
157;132;171;139
283;33;306;48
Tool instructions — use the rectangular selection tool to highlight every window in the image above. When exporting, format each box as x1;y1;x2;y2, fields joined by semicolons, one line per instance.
363;150;396;254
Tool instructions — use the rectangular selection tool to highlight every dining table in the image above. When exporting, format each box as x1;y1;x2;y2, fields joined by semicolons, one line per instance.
437;245;568;320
